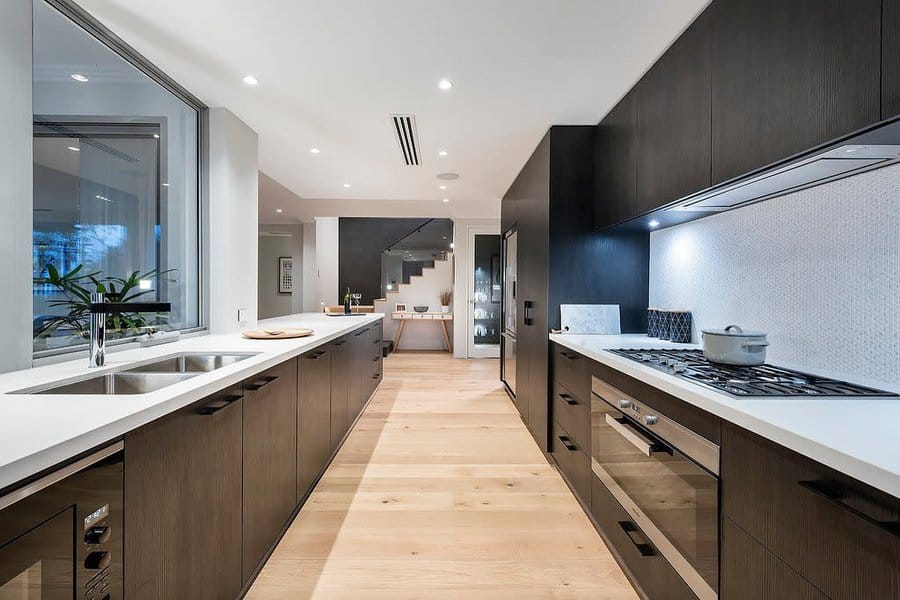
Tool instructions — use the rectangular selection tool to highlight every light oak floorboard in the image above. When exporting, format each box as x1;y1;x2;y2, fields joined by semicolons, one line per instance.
247;352;638;599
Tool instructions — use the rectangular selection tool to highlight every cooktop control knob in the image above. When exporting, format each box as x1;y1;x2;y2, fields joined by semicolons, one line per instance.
644;415;659;426
618;399;631;410
640;353;652;362
84;525;111;545
84;551;111;570
673;362;687;373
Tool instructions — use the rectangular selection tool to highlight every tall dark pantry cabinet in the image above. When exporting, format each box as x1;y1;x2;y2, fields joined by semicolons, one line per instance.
500;126;649;451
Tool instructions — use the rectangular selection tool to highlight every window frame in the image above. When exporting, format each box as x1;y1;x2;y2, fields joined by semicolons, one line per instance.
33;0;208;360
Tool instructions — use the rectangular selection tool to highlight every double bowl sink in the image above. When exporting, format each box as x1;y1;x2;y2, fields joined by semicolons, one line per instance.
18;352;258;395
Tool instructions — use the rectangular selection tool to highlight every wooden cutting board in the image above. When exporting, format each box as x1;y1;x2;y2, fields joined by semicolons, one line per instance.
242;328;314;340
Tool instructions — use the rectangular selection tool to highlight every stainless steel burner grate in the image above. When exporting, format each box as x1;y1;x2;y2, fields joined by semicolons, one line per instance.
607;349;896;397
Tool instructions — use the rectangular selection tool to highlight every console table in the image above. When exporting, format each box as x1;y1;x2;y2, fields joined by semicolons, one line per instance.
392;312;453;352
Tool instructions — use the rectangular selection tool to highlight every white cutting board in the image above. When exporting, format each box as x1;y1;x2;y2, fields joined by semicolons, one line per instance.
560;304;621;335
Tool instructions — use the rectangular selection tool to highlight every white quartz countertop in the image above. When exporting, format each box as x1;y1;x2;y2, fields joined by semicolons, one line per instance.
0;313;383;492
550;333;900;499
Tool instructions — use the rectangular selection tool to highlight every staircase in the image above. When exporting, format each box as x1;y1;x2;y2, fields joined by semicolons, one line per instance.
374;253;454;351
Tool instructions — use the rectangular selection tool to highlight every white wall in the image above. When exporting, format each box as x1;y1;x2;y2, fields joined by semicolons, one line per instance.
207;108;259;333
650;164;900;388
374;255;455;350
301;220;317;312
452;219;501;358
0;0;34;373
315;217;340;307
258;229;300;319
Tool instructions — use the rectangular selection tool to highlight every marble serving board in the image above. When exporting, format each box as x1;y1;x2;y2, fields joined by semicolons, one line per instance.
559;304;621;334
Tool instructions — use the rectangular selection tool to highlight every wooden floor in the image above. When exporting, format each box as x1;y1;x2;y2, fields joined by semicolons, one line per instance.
247;352;638;599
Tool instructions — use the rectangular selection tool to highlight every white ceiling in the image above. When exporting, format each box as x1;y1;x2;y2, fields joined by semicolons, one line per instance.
75;0;709;220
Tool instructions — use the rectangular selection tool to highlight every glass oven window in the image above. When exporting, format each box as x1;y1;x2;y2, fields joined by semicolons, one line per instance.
0;510;74;599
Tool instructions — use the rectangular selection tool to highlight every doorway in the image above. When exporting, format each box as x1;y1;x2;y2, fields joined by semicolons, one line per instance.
466;228;501;358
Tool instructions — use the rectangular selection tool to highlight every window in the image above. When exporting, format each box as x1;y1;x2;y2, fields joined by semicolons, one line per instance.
32;0;202;354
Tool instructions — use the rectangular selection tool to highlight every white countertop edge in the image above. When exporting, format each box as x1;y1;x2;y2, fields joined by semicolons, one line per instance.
0;313;383;492
549;333;900;499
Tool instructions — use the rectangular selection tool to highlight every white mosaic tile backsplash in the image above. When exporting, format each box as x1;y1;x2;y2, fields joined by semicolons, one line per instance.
650;164;900;388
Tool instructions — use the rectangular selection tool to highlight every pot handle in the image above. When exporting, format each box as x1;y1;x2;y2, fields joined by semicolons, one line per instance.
741;341;769;352
725;325;744;334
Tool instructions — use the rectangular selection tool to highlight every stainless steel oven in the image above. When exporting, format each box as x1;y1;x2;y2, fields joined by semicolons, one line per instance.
591;376;719;600
0;443;123;599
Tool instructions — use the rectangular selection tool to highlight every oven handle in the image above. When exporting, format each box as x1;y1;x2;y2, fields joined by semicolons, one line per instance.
605;413;671;457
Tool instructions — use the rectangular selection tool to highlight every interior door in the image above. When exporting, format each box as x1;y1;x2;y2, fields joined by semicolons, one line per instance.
466;227;501;358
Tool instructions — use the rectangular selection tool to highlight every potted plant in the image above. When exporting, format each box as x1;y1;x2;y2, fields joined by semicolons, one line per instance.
33;264;175;346
439;289;452;314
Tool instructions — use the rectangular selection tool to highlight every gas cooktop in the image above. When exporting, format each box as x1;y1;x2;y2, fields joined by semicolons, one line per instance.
608;349;897;397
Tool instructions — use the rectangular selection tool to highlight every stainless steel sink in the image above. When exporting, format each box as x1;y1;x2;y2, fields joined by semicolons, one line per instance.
15;352;258;395
124;352;256;374
31;372;198;395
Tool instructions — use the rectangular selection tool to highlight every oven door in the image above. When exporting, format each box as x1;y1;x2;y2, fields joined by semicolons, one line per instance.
0;509;74;598
591;390;719;600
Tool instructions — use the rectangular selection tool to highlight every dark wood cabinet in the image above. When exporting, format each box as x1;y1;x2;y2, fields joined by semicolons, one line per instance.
241;359;298;581
710;0;881;184
502;127;647;451
721;422;900;599
635;9;711;214
298;347;333;499
367;321;383;396
329;336;351;451
349;325;371;420
593;93;636;230
886;0;900;118
721;516;827;600
549;419;590;504
124;387;243;600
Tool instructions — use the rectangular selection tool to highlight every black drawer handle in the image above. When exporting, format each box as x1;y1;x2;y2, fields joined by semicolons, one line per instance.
558;435;578;452
372;356;380;362
560;350;577;360
373;373;380;379
559;393;579;406
799;480;900;537
333;340;347;346
373;339;381;344
618;521;655;556
307;350;328;360
246;375;279;390
199;394;241;415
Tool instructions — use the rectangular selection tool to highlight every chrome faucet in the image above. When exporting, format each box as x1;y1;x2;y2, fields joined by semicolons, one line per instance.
89;292;171;367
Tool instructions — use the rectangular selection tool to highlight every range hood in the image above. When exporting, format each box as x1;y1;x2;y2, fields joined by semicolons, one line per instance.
666;119;900;214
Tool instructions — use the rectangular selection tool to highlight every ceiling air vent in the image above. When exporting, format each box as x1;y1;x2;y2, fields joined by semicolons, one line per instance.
390;114;420;166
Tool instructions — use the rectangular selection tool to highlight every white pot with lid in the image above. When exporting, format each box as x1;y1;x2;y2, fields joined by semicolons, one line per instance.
701;325;769;366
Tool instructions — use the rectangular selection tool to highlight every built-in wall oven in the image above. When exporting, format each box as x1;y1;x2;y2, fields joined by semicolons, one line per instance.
591;376;719;600
0;442;123;599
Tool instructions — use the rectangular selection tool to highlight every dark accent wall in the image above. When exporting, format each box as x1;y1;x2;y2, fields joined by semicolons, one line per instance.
338;218;451;304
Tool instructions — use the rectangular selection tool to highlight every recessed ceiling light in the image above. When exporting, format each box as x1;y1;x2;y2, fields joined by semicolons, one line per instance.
450;242;455;249
152;134;160;139
67;145;80;152
310;147;321;154
161;183;169;187
70;73;88;82
343;183;351;188
242;74;259;85
437;79;453;90
442;198;449;203
438;150;448;157
95;194;111;202
439;185;447;190
648;219;660;228
276;208;283;213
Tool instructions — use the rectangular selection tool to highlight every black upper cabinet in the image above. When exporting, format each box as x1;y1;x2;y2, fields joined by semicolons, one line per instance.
710;0;881;184
635;9;711;214
593;92;636;230
886;0;900;118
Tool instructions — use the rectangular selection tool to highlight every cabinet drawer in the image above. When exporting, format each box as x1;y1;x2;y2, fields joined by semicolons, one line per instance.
551;382;589;450
550;420;590;504
722;423;900;599
721;517;827;600
552;343;590;403
591;475;695;600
